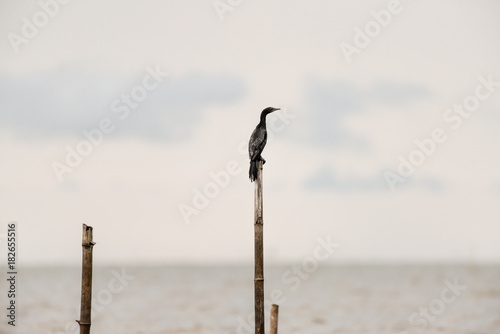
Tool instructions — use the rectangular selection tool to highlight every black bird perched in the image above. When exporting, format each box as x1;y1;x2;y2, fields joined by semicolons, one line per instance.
248;107;280;182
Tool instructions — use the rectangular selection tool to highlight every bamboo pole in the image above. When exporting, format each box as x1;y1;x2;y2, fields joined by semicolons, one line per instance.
77;224;95;334
270;304;279;334
254;160;264;334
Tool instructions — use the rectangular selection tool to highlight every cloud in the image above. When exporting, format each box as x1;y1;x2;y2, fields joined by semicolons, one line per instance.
298;78;430;148
303;165;387;192
297;80;442;193
115;72;246;141
0;68;246;141
370;81;430;105
0;68;118;136
303;165;444;192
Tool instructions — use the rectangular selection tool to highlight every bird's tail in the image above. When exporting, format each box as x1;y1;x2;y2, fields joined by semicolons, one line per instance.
249;160;258;182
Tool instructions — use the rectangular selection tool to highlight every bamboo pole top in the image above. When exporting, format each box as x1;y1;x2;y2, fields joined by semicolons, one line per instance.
270;304;279;334
82;224;96;247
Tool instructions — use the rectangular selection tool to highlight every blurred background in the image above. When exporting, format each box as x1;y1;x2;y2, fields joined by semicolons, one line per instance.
2;1;500;333
0;0;499;266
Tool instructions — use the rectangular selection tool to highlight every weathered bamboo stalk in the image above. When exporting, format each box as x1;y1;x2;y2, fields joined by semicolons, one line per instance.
77;224;95;334
270;304;279;334
254;160;264;334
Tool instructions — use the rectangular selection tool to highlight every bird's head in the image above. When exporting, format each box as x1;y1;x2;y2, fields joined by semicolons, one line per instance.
262;107;280;115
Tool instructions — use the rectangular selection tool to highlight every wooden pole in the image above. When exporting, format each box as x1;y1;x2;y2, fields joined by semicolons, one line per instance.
254;160;264;334
77;224;95;334
270;304;279;334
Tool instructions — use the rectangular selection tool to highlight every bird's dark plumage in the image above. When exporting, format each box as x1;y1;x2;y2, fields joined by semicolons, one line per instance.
249;107;280;182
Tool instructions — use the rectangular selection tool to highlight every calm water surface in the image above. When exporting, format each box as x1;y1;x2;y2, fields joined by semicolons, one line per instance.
2;265;499;334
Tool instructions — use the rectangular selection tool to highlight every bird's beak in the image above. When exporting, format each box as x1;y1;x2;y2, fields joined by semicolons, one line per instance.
273;108;280;111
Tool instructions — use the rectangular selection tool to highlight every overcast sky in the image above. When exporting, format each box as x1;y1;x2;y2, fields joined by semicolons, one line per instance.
1;0;499;265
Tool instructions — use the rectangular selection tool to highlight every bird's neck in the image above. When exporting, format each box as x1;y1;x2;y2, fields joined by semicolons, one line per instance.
259;112;268;125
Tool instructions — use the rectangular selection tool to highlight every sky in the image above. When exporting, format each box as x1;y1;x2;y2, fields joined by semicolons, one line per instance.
0;0;499;265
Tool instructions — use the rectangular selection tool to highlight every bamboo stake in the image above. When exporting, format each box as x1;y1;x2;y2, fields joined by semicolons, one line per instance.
77;224;95;334
254;160;264;334
270;304;279;334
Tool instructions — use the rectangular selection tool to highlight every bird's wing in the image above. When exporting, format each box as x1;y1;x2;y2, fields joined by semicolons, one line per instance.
249;126;267;160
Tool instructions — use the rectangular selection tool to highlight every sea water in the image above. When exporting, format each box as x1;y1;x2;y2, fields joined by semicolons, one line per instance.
1;265;499;334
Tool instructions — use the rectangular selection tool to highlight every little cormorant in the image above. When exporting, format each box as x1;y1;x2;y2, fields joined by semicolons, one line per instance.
248;107;280;182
